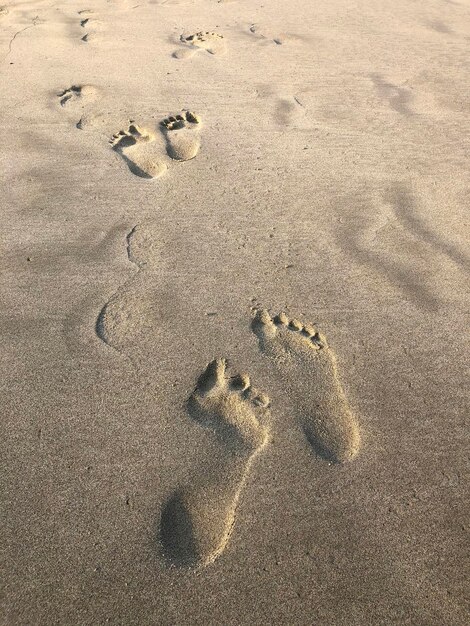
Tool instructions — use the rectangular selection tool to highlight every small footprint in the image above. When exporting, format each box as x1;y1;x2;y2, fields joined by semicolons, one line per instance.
160;359;270;567
0;6;9;18
110;122;167;179
160;110;201;161
174;31;226;58
252;309;360;463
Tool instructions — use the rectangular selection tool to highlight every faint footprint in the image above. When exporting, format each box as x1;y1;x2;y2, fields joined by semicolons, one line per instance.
174;31;226;58
94;225;154;358
370;73;413;116
57;84;98;108
160;359;270;567
160;111;201;161
249;24;298;45
110;121;167;179
252;309;360;463
0;6;9;18
76;112;107;131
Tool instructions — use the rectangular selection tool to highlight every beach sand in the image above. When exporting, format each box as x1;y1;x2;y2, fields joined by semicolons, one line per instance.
1;0;469;624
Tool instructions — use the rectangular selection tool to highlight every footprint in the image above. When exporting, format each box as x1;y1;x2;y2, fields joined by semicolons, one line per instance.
96;290;151;350
110;121;167;179
57;85;98;108
160;111;201;161
76;112;106;131
249;24;297;45
172;47;199;60
94;226;152;357
160;359;270;567
78;11;102;42
176;31;226;56
252;309;360;463
0;6;8;18
370;73;413;116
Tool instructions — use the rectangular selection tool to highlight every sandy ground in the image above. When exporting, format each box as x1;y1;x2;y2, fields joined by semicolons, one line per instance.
1;0;469;624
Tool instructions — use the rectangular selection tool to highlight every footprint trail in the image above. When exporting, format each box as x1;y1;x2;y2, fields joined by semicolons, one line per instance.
160;359;270;567
252;309;360;463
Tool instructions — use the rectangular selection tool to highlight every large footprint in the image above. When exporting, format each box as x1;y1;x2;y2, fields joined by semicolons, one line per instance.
252;309;360;463
160;359;270;567
160;110;201;161
110;121;167;179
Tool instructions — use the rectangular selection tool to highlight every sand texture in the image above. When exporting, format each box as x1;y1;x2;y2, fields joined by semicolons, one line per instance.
1;0;469;624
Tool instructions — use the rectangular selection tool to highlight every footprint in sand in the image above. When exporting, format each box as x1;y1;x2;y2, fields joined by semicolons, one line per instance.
78;10;103;42
160;110;201;161
94;226;154;354
249;24;301;46
252;309;360;463
110;121;167;179
96;289;151;350
0;6;8;18
57;85;98;108
173;31;226;58
160;359;270;567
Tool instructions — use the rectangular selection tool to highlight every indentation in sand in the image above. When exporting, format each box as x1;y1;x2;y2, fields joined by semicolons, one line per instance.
175;31;226;57
57;85;98;108
370;73;413;116
160;110;201;161
249;24;301;46
110;121;167;179
160;359;270;567
78;10;103;42
96;290;152;349
252;309;361;463
274;96;306;126
95;226;151;352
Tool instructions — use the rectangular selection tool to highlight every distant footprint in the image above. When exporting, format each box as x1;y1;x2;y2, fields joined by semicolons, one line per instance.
57;84;98;108
160;111;201;161
78;10;102;42
252;309;360;463
160;359;270;567
110;121;167;179
174;31;226;58
249;24;298;46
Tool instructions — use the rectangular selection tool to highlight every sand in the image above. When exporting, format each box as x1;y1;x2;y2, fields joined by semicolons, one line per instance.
1;0;469;624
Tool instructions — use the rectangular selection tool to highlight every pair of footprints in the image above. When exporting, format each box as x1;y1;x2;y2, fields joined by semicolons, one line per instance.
160;309;361;568
110;111;202;179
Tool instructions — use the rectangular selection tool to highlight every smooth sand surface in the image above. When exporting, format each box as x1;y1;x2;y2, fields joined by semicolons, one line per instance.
1;0;469;624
